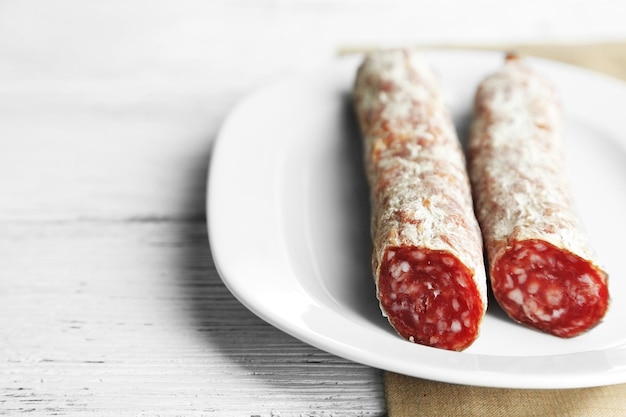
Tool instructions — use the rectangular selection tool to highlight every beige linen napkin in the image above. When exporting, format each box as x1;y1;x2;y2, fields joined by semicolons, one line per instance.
385;371;626;417
379;42;626;417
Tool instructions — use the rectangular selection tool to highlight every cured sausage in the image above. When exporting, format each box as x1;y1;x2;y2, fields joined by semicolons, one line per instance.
353;49;487;351
468;53;609;337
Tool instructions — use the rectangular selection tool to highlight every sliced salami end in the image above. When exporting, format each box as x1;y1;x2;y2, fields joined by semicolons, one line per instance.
468;55;610;338
491;239;609;337
378;247;485;351
354;49;487;351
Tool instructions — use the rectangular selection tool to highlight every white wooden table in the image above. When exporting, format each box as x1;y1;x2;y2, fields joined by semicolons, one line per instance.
1;1;624;415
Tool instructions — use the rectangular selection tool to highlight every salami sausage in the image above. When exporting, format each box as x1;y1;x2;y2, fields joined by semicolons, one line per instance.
353;49;487;351
468;53;609;337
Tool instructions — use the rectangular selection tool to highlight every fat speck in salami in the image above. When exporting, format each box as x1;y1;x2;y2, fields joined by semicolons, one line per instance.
468;53;609;337
353;49;487;351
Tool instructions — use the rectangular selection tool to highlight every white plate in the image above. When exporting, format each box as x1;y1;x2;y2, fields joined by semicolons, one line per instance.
207;50;626;388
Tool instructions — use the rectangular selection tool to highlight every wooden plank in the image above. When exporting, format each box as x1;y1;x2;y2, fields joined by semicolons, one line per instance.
0;221;385;416
0;88;237;222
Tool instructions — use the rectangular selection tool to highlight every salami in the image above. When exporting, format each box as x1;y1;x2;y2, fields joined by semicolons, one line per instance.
353;49;487;351
468;53;609;337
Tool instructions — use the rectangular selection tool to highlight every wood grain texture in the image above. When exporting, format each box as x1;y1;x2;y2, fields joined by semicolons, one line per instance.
0;8;386;410
1;221;384;416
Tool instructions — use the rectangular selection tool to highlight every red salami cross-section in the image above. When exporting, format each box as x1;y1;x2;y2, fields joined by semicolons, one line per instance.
468;53;609;337
353;49;487;351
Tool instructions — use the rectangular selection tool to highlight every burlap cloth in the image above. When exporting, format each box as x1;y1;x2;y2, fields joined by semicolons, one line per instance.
360;43;626;417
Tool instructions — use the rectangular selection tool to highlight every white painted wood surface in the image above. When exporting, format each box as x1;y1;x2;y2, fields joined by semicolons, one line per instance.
1;1;624;415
